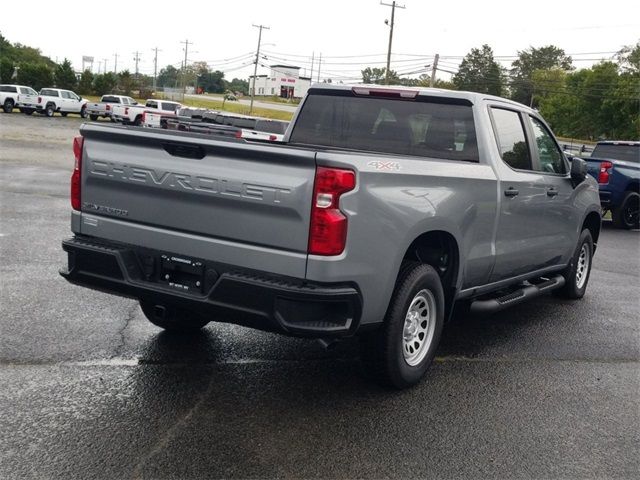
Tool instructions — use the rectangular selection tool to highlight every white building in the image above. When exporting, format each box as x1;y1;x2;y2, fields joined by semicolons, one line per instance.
249;65;312;99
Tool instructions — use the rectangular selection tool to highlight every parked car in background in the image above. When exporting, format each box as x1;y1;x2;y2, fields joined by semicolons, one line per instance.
583;141;639;229
112;99;181;126
19;88;89;118
87;95;137;121
0;84;38;113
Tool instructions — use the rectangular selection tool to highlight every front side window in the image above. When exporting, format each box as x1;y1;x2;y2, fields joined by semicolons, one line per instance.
40;89;59;97
290;91;479;161
491;108;532;171
20;87;35;95
529;116;565;174
61;91;72;99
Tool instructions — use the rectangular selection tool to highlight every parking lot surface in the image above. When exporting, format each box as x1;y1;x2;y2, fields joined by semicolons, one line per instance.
1;113;638;479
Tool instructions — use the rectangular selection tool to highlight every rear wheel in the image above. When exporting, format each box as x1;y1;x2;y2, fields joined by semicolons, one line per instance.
3;99;14;113
89;114;98;121
612;191;640;229
360;262;444;389
80;106;88;119
45;103;55;117
557;229;594;299
139;301;210;332
133;115;142;126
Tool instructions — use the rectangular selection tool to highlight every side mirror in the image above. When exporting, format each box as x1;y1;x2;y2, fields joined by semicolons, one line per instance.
570;157;587;186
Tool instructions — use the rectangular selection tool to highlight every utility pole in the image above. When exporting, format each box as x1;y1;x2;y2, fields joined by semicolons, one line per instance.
317;52;322;82
310;51;315;84
381;1;405;85
180;39;192;95
152;47;161;92
133;51;141;78
113;53;119;74
103;58;109;73
430;53;439;87
250;24;270;115
98;61;102;74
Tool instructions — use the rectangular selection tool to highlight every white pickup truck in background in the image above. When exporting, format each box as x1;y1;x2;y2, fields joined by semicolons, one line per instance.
1;84;38;114
86;95;137;121
112;99;182;126
19;88;89;117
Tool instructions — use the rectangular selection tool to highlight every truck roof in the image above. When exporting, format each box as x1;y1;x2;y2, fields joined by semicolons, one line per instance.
308;83;532;110
596;140;640;146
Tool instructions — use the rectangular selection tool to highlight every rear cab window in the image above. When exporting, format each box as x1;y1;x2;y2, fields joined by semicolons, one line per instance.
289;88;479;162
40;89;59;97
102;96;120;103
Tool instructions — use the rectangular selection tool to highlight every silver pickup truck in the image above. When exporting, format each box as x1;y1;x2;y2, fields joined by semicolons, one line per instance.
60;84;601;388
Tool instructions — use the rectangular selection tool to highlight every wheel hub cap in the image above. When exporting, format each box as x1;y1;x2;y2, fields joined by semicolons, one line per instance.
402;289;437;366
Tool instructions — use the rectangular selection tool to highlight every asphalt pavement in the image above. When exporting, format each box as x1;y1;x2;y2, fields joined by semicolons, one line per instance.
0;113;638;479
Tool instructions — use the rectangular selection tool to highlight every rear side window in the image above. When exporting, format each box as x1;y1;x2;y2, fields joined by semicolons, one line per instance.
0;85;18;93
592;144;639;163
40;89;59;97
490;108;532;170
290;92;479;161
102;96;120;103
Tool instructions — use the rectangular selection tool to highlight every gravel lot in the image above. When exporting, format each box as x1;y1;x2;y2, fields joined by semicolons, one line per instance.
1;112;638;479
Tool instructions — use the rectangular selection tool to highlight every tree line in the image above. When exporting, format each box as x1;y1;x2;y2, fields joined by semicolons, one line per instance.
0;32;249;97
361;42;639;140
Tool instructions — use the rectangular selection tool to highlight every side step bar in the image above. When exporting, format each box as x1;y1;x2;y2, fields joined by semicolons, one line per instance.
469;274;565;315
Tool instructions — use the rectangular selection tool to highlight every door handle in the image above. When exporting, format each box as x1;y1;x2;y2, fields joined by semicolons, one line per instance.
504;188;519;197
546;188;559;197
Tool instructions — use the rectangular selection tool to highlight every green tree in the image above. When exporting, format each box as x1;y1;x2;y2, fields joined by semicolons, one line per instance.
361;67;399;84
452;44;503;95
54;58;77;90
157;65;179;88
616;41;640;73
510;45;573;106
93;73;118;95
16;63;53;91
228;78;249;95
0;57;15;83
118;70;134;95
200;70;226;93
77;69;94;95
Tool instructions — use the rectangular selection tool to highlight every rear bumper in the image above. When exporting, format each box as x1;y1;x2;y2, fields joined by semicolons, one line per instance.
60;235;362;337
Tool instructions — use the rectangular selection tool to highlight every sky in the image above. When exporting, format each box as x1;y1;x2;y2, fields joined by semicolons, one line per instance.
2;0;638;83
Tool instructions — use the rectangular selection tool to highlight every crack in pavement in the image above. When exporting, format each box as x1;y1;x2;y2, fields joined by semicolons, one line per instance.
130;371;216;480
111;302;139;359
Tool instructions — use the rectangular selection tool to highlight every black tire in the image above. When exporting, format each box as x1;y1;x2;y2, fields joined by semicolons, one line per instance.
3;99;14;113
80;106;88;119
61;112;68;117
139;301;210;332
89;114;98;121
133;115;142;126
360;262;445;389
45;103;55;117
611;191;640;230
557;229;594;299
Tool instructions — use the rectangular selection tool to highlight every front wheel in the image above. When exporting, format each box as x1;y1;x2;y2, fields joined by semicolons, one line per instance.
557;229;594;299
139;301;210;332
360;262;445;389
80;106;88;119
3;99;14;113
612;192;640;230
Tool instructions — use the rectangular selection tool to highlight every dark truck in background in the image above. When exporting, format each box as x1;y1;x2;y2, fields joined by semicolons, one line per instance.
60;84;601;388
584;141;639;229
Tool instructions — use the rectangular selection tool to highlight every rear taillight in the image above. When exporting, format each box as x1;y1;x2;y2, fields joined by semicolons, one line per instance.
71;136;83;211
269;134;277;141
308;167;356;256
234;129;243;139
598;161;613;184
106;104;110;111
124;107;129;115
142;111;146;124
37;96;42;103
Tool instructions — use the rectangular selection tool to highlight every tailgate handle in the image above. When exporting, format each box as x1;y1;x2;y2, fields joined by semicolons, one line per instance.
162;142;205;159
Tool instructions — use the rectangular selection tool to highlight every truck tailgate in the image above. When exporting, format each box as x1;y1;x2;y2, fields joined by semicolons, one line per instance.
79;123;316;258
